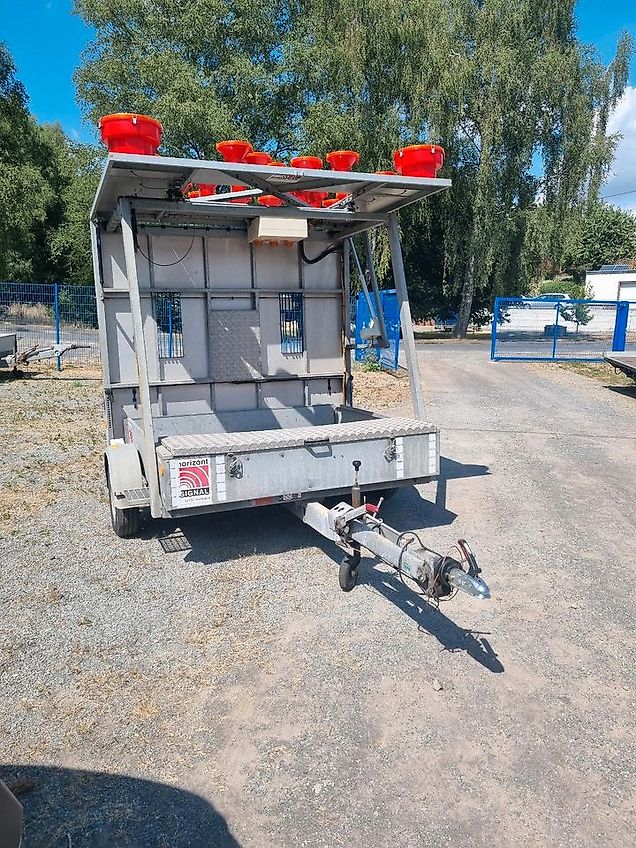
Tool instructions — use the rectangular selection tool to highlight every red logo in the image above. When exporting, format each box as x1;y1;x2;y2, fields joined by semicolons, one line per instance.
178;459;210;498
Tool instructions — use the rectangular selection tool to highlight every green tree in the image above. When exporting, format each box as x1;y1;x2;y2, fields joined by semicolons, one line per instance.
0;42;54;280
563;203;636;281
46;130;103;284
74;0;303;157
73;1;632;330
0;41;102;283
559;300;593;335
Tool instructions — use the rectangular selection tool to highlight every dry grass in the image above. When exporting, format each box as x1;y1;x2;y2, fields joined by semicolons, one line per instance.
0;368;104;532
352;364;411;412
5;302;52;323
556;361;635;387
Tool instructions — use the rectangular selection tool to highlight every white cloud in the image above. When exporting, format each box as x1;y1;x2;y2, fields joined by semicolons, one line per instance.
603;86;636;212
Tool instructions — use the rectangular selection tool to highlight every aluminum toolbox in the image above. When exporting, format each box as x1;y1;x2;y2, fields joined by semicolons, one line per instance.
156;415;439;513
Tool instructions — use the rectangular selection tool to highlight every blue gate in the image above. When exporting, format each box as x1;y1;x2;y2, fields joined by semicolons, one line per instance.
491;297;635;362
354;289;401;370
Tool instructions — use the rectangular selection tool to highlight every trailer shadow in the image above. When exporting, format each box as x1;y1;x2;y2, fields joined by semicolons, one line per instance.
381;456;490;529
358;566;504;673
152;453;491;554
605;383;636;398
0;764;241;848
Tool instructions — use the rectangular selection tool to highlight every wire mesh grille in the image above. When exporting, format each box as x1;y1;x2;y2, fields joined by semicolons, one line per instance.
152;292;184;358
491;297;636;361
279;292;304;355
0;281;98;365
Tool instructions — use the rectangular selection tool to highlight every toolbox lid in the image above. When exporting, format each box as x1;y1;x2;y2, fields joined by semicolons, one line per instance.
158;416;439;457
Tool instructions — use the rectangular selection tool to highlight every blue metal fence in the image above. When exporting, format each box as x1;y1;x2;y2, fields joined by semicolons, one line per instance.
0;282;99;368
491;297;636;362
354;289;401;370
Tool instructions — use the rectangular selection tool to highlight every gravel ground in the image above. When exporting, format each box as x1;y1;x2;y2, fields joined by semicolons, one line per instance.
1;347;635;848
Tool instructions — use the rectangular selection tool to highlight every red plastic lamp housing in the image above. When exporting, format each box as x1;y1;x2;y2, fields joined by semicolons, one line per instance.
216;140;253;162
99;113;163;155
393;144;445;177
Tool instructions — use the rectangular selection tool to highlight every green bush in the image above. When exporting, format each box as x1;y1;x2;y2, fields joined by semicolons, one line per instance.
537;279;586;299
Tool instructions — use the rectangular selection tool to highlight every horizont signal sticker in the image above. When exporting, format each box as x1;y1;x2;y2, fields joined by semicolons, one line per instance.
171;457;214;508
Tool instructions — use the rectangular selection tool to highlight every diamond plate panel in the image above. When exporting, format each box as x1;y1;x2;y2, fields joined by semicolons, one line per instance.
160;417;438;457
209;310;262;381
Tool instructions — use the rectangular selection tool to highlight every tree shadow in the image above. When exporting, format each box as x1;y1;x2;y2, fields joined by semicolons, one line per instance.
0;764;240;848
359;565;504;673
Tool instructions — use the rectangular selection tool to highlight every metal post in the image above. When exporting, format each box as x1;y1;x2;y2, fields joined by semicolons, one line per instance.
387;213;426;419
342;240;353;406
120;199;162;518
54;283;61;372
551;303;560;360
490;299;499;360
612;302;629;352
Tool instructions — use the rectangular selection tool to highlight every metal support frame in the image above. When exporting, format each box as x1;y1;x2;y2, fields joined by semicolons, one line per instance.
364;231;389;348
387;213;426;419
91;221;114;437
342;239;353;406
120;199;163;518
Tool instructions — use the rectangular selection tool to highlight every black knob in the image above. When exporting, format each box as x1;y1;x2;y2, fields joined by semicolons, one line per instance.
353;461;361;471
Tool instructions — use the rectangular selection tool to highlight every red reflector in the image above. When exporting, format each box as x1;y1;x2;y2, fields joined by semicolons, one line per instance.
254;497;274;506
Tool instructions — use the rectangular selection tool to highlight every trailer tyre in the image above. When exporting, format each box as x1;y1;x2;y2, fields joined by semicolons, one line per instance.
339;553;360;592
107;470;140;538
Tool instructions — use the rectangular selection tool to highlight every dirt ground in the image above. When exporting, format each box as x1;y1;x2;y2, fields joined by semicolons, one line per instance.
1;346;635;848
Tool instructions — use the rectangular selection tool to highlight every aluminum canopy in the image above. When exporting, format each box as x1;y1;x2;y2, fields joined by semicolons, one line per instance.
92;153;451;230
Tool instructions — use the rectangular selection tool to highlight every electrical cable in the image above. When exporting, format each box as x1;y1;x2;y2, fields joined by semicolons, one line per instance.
300;241;341;265
136;236;196;267
600;188;636;199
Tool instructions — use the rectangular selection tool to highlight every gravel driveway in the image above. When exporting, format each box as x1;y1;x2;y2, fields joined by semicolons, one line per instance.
1;347;635;848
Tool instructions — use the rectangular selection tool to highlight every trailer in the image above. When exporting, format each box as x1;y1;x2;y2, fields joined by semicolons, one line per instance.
604;351;636;382
0;331;84;372
90;154;489;602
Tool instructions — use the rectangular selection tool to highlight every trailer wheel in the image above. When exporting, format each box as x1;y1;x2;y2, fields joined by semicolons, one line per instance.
107;469;140;538
339;553;360;592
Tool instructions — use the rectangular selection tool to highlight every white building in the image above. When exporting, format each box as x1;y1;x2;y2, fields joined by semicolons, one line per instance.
585;265;636;301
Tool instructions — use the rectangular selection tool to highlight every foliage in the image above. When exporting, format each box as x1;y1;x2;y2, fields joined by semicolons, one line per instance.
2;3;634;323
537;278;586;299
0;42;54;280
559;300;593;333
0;42;102;284
562;203;636;281
46;132;104;284
74;0;303;158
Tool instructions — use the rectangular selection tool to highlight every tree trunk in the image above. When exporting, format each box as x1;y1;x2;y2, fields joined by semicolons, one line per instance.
455;251;475;338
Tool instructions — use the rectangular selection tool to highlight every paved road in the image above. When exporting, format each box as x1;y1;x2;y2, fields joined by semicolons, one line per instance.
2;345;635;847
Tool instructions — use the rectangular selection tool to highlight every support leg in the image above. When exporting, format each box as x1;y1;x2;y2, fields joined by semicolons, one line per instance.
387;212;426;419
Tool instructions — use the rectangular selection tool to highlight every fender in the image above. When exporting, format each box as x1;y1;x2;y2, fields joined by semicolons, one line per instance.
105;442;144;495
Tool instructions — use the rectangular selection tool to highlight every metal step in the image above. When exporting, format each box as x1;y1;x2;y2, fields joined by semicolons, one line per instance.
119;487;151;506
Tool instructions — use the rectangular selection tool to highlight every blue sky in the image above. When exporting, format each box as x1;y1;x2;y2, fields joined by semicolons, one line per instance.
0;1;635;173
